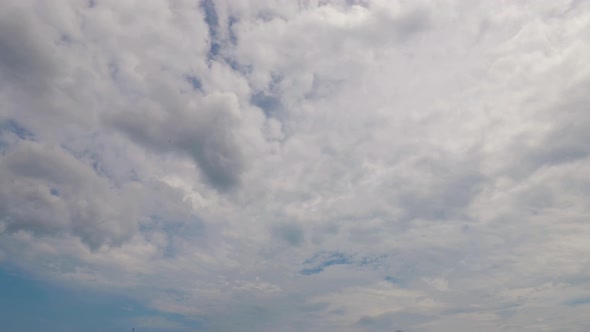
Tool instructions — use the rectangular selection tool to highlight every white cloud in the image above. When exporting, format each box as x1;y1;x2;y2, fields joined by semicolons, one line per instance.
1;0;590;331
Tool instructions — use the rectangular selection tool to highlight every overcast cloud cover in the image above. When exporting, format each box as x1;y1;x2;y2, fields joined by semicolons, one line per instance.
1;0;590;331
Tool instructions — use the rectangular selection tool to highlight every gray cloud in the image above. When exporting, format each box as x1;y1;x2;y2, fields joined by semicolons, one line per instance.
0;141;140;249
272;222;306;247
0;4;59;91
509;80;590;177
107;91;247;190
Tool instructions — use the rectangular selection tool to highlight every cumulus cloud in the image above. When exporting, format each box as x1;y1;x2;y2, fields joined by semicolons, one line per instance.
0;140;139;248
107;91;247;190
1;0;590;331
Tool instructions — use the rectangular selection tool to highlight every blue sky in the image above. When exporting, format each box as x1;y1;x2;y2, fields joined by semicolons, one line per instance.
0;267;199;332
0;266;133;332
1;0;590;331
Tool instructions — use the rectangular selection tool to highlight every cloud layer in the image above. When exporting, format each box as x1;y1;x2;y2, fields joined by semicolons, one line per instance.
1;0;590;331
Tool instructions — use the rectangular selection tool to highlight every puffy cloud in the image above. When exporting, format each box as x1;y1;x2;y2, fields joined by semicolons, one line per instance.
107;91;247;190
0;140;140;249
1;0;590;331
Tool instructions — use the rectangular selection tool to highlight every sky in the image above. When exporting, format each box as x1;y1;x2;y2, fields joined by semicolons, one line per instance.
0;0;590;331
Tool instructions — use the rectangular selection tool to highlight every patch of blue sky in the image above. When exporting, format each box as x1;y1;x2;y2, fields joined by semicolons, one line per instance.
300;251;353;275
184;75;202;91
565;297;590;307
201;0;222;60
0;119;34;140
228;16;239;45
0;267;202;332
359;253;388;267
251;92;282;118
384;275;405;287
